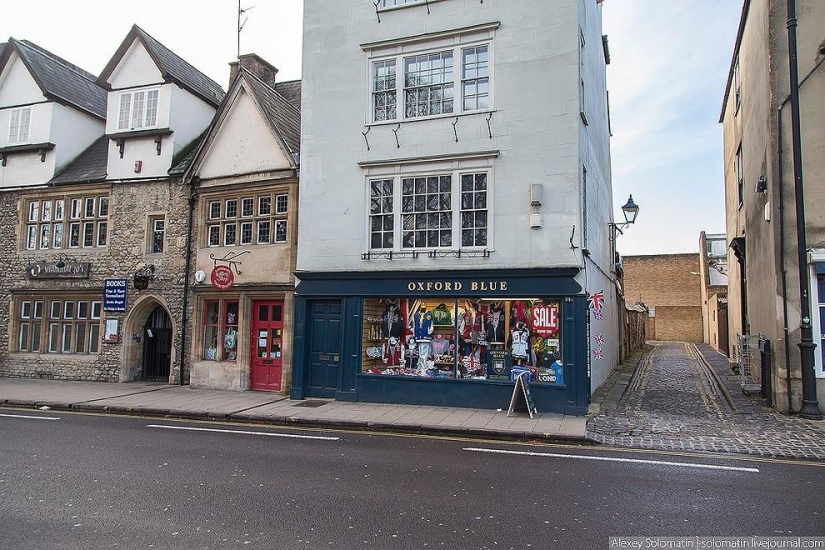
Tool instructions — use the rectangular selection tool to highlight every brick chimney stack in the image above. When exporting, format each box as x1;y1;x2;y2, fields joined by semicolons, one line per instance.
229;54;279;88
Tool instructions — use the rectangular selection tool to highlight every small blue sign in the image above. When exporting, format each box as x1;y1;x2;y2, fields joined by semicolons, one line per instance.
103;279;128;312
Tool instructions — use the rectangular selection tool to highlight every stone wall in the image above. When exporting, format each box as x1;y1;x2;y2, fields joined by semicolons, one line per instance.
0;178;191;383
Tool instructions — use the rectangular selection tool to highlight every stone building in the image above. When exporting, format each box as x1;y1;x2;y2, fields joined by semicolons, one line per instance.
0;26;223;383
292;0;618;415
183;55;301;392
622;254;703;343
720;0;825;412
699;232;728;356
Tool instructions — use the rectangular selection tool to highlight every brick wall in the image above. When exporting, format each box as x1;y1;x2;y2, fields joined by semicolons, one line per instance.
623;254;702;342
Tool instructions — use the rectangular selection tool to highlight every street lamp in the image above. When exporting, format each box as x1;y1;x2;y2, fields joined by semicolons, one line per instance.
609;194;640;240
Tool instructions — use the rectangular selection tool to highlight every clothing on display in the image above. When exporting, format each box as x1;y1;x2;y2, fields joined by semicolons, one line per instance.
381;304;404;338
382;337;405;367
432;303;452;326
486;302;505;343
413;308;434;340
510;322;530;360
431;333;451;356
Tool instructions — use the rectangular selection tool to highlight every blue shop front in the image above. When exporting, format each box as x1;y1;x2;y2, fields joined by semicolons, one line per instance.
290;268;590;415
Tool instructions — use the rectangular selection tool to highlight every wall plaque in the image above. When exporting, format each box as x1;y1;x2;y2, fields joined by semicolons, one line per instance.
25;262;90;279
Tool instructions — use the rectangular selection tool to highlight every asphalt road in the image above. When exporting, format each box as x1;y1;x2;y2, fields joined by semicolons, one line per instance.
1;408;823;549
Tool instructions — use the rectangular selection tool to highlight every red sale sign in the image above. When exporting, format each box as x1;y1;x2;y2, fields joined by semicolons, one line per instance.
531;304;559;337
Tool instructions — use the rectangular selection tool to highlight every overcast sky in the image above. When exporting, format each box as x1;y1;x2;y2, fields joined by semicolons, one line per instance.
1;0;743;256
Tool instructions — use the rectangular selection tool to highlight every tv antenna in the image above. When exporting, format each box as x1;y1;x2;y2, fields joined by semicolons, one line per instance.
237;1;255;58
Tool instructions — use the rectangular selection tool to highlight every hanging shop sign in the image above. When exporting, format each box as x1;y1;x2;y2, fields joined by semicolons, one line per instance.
211;266;235;290
103;278;128;312
531;303;560;337
25;262;90;279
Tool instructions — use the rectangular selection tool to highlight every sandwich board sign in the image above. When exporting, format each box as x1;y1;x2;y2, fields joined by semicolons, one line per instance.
507;372;537;419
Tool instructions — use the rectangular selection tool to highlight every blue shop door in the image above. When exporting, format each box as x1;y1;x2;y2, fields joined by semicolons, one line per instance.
306;300;343;397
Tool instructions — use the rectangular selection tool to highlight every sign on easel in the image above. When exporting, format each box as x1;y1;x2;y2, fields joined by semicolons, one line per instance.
507;372;538;419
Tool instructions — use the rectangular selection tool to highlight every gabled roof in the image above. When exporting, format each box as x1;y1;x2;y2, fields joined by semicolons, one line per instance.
0;38;107;119
48;136;108;185
274;80;301;111
98;25;225;108
244;70;301;156
183;67;301;180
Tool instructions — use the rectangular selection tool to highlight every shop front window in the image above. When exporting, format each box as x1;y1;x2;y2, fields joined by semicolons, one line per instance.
203;300;239;361
362;298;564;384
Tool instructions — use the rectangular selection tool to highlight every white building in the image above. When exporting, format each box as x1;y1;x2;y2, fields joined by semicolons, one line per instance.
291;0;617;415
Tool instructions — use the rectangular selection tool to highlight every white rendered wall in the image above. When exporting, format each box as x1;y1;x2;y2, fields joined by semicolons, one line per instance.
0;53;46;108
107;40;164;90
50;103;105;172
0;102;56;187
299;0;587;274
198;87;292;179
578;0;618;391
167;84;220;156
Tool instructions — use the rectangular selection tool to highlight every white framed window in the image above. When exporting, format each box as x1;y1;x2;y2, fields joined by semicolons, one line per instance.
117;88;160;131
24;193;109;251
205;192;288;247
369;41;493;123
17;297;101;354
811;265;825;378
8;107;32;144
149;216;165;254
367;169;490;251
379;0;423;6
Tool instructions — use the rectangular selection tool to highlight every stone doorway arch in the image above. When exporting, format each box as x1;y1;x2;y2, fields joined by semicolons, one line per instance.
121;295;176;383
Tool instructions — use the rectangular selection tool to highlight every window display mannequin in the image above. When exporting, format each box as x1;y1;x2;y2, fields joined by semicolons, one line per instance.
458;300;481;355
510;321;530;365
382;336;405;368
413;306;434;340
381;300;404;339
406;337;418;370
486;302;505;344
224;328;237;360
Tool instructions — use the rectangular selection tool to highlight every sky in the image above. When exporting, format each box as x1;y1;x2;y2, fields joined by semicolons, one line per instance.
1;0;743;256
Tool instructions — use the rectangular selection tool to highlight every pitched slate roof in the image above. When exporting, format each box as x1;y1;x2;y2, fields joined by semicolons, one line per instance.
98;25;224;108
274;80;301;111
0;39;107;119
244;70;301;156
48;137;108;185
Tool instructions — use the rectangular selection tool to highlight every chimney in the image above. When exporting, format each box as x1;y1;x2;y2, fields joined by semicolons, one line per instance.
229;53;279;88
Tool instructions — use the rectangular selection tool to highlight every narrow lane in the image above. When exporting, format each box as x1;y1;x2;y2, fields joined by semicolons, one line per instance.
588;342;825;459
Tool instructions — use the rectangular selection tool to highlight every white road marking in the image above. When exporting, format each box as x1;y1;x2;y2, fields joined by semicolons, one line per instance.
147;424;340;441
463;447;760;473
0;413;61;421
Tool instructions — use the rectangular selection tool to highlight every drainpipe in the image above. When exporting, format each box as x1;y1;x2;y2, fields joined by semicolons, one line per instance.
179;177;198;386
778;106;793;413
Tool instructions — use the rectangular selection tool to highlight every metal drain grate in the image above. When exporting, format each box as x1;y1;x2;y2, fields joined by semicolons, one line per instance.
292;400;330;408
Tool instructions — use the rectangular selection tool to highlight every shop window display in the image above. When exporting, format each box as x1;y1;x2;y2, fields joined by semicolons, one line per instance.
361;298;564;384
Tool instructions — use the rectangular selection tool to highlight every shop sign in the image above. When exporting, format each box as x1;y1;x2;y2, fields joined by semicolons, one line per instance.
103;279;128;312
507;372;537;419
487;350;509;381
211;266;235;290
406;281;508;292
25;262;90;279
532;304;559;337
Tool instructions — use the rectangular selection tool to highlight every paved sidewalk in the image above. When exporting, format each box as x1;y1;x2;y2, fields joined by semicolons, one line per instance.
0;378;587;443
587;342;825;460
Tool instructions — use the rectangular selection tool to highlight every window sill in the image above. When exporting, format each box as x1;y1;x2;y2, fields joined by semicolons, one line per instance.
106;128;172;140
367;109;495;129
375;0;446;13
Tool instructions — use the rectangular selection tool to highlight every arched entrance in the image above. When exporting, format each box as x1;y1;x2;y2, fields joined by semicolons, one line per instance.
143;306;172;380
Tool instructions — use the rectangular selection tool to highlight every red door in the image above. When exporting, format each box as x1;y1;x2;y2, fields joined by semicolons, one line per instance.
251;301;284;391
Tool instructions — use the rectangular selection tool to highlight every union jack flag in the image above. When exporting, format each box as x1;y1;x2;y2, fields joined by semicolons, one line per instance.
593;309;604;321
594;333;605;347
588;290;606;311
593;347;604;361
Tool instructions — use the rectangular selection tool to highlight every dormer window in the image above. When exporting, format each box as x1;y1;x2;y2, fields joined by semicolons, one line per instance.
8;107;32;144
117;89;159;131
